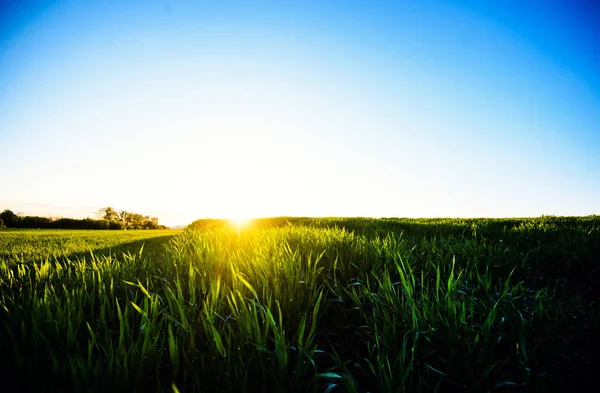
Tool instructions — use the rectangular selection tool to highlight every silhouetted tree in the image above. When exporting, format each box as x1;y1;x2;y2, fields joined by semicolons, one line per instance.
0;210;18;226
108;220;125;230
0;207;163;230
18;216;52;228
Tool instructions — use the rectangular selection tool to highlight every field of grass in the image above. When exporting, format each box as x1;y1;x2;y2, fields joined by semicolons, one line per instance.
0;229;181;263
0;217;598;392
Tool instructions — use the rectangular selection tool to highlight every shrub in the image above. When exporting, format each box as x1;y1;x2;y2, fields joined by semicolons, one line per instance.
109;220;125;230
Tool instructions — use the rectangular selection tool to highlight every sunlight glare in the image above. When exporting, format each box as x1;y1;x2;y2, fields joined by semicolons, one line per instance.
228;217;252;232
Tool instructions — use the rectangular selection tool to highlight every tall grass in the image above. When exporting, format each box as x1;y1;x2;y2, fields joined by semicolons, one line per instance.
0;217;598;392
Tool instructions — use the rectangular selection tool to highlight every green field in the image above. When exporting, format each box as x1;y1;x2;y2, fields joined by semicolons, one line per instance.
0;217;598;392
0;229;181;262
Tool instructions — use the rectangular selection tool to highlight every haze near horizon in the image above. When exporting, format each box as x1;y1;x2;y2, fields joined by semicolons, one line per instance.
1;0;599;226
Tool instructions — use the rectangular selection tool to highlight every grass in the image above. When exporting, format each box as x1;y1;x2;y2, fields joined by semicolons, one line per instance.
0;229;181;262
0;217;598;392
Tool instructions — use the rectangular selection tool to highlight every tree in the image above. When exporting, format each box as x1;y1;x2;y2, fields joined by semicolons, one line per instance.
0;207;162;230
118;211;131;227
142;217;159;229
97;207;163;229
0;210;18;227
97;207;119;222
108;220;125;230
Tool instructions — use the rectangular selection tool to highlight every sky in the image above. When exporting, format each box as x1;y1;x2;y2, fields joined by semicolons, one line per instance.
0;0;599;226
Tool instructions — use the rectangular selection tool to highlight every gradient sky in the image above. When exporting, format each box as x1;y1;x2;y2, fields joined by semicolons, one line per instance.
1;0;599;226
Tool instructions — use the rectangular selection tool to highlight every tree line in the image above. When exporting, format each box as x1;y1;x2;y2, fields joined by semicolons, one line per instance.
0;207;168;230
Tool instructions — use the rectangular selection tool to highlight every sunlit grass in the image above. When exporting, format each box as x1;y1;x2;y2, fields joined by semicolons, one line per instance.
0;229;181;262
0;217;598;392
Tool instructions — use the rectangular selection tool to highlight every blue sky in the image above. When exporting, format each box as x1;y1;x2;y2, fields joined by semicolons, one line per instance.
1;0;599;226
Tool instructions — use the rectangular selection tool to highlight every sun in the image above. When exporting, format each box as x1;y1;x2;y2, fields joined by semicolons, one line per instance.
228;216;253;231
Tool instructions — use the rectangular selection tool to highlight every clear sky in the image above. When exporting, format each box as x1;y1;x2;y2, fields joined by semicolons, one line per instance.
1;0;599;226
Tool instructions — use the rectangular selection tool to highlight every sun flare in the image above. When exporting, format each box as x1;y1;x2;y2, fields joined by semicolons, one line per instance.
228;217;253;231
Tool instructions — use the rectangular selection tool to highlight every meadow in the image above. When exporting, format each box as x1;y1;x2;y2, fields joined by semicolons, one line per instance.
0;229;181;263
0;217;598;392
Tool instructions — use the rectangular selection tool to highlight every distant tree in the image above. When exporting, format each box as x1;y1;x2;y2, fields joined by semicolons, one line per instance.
142;216;159;229
96;207;164;229
117;211;130;227
108;220;125;230
18;215;52;228
0;209;18;227
0;208;162;230
130;213;145;228
97;207;119;222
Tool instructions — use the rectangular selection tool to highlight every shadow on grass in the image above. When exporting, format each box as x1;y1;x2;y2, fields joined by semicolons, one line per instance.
62;235;176;263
